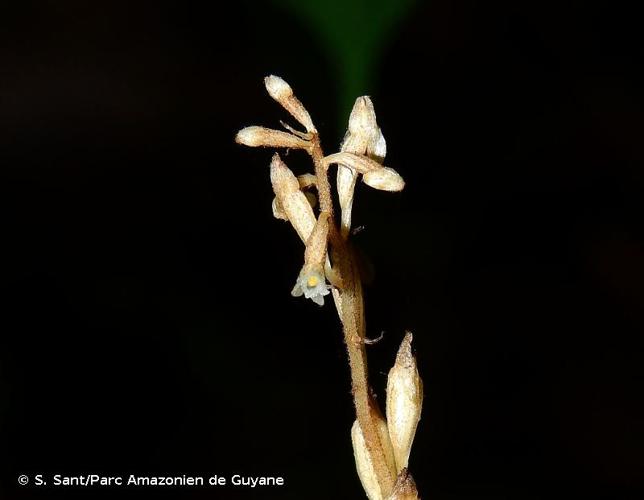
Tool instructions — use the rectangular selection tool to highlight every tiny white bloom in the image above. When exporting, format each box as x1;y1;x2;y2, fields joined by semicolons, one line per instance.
291;269;330;306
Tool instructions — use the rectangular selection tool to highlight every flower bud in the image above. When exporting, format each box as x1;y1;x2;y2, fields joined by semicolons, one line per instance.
347;97;386;160
347;97;378;150
363;167;405;192
337;96;387;237
235;126;310;150
351;414;397;500
269;154;316;242
273;173;317;221
323;152;381;174
386;332;423;472
264;75;316;133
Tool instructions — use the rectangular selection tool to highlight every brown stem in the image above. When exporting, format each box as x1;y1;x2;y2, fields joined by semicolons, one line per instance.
310;135;334;217
309;134;395;497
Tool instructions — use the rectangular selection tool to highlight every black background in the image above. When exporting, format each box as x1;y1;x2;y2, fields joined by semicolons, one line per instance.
1;1;643;498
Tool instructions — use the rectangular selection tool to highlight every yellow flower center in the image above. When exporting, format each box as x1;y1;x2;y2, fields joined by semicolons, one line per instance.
307;275;319;287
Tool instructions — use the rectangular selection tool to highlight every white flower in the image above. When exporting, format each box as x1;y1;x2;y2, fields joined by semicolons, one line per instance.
291;269;330;306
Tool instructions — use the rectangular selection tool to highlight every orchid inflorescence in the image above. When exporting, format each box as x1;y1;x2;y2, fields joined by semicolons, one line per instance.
236;76;422;500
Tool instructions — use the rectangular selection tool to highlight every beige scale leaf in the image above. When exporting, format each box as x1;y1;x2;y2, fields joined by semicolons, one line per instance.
351;414;397;500
386;333;423;472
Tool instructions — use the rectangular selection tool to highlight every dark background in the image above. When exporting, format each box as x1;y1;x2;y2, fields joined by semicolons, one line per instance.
1;1;643;498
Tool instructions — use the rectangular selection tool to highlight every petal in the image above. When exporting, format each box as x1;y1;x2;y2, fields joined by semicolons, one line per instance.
311;294;324;306
291;282;304;297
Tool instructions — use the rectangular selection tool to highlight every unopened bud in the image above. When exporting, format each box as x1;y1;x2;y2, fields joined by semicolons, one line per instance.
337;96;387;237
363;167;405;192
345;96;386;161
351;414;397;500
348;97;379;145
264;75;316;133
235;126;310;150
323;152;381;174
269;154;316;242
386;332;423;472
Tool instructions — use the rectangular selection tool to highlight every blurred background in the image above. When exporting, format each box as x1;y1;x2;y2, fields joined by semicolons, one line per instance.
1;1;643;498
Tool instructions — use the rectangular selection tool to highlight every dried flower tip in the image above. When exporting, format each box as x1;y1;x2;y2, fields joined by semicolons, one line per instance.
270;154;316;242
363;167;405;192
235;126;310;150
264;75;317;133
386;469;419;500
270;154;299;191
291;267;330;306
351;415;397;500
386;332;423;472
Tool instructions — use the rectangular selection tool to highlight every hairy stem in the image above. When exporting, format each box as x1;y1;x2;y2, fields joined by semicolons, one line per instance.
309;135;395;497
310;135;334;217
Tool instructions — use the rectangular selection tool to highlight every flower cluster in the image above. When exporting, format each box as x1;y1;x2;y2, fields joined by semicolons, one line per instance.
236;76;421;500
236;76;403;307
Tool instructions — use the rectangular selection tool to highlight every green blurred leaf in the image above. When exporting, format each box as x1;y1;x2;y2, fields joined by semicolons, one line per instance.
271;0;416;119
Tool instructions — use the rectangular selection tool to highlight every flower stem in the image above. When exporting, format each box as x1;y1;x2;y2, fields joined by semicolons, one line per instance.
310;135;334;217
309;134;395;497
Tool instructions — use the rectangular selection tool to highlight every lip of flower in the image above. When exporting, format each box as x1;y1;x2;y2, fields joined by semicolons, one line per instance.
291;269;330;306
